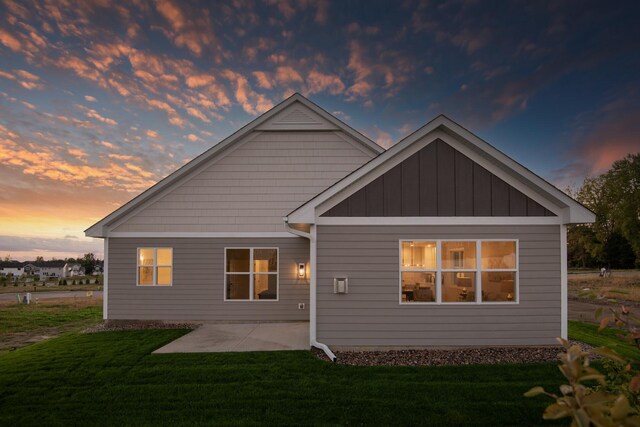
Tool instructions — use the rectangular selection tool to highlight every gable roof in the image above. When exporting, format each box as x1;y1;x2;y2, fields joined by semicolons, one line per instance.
85;93;384;238
287;115;596;225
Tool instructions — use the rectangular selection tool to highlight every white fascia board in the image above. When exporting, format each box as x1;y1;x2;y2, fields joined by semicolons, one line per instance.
314;129;560;219
316;217;562;226
438;120;595;223
107;232;298;238
289;115;595;225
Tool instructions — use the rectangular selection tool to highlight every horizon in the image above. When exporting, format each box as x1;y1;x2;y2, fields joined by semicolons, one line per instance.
0;0;639;260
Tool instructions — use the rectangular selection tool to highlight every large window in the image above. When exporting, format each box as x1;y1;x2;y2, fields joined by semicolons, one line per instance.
225;248;278;301
137;248;172;286
400;240;517;304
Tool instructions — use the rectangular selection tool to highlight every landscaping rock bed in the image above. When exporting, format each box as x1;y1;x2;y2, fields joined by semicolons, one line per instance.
84;320;199;333
313;340;596;366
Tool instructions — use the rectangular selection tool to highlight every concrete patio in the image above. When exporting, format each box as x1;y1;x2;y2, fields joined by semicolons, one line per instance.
153;322;309;353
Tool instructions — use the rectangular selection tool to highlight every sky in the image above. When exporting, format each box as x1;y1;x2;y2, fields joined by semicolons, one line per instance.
0;0;639;261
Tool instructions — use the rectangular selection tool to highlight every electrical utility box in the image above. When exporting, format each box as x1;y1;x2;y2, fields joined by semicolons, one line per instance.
334;277;348;294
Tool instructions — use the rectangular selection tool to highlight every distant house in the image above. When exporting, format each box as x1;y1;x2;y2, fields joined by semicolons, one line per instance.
0;267;23;277
92;264;103;275
86;94;595;351
63;263;85;278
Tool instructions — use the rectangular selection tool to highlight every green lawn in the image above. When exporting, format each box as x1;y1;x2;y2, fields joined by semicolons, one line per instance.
568;320;640;359
0;302;102;334
0;330;565;426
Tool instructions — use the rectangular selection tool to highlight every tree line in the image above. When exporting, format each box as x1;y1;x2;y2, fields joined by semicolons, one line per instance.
1;253;103;275
568;153;640;269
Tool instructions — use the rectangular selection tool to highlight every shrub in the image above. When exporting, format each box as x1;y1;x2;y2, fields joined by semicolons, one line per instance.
94;279;99;284
71;279;76;285
526;305;640;424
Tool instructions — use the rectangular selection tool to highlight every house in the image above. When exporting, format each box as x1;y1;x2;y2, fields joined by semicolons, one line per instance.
92;264;103;275
0;267;23;277
86;93;594;353
63;263;85;278
37;262;65;279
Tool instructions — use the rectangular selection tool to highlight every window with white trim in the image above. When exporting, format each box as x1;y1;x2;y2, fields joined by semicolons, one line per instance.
137;248;172;286
400;240;517;304
225;248;278;300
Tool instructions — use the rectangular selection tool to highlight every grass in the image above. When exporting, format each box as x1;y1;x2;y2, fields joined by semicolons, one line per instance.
0;282;102;294
569;271;640;302
0;330;566;426
568;320;640;359
0;299;102;352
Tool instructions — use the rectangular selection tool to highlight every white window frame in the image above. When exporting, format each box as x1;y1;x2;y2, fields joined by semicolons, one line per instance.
136;247;173;287
224;247;279;302
399;239;519;305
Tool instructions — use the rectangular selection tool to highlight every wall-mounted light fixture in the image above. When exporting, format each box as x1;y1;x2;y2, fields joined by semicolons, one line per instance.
298;263;306;278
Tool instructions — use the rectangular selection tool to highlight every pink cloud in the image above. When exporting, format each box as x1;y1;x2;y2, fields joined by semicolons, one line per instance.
306;70;345;95
185;74;215;88
222;69;273;115
275;66;303;85
252;71;273;89
0;29;21;51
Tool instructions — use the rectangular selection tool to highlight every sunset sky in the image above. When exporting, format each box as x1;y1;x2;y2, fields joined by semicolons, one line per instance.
0;0;639;261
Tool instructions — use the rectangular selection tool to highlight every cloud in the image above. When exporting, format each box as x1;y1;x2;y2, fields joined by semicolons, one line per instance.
374;128;393;149
0;235;103;261
185;74;215;88
252;71;273;89
275;66;303;85
0;68;44;90
0;28;21;51
145;130;159;138
314;0;330;25
222;70;273;115
306;70;345;95
84;95;97;102
185;133;201;142
80;106;118;126
155;0;222;58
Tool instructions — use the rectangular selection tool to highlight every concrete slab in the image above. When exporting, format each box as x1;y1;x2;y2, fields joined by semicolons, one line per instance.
153;322;309;353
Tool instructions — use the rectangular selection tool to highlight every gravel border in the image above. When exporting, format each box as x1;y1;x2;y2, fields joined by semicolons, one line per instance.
84;320;199;333
313;340;596;366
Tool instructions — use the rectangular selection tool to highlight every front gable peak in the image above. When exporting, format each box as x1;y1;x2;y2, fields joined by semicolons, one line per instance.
256;100;339;131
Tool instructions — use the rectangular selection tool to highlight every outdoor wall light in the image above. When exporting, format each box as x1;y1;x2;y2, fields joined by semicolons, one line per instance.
298;263;306;278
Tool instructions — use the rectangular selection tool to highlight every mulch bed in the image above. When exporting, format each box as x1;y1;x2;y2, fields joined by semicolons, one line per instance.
84;320;199;333
313;340;596;366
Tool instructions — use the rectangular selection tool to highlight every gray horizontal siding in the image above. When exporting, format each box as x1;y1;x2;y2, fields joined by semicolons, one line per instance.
113;131;375;233
316;224;561;347
107;238;310;321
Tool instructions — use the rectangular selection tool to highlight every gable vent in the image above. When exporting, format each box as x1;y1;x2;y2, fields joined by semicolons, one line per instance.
275;108;322;125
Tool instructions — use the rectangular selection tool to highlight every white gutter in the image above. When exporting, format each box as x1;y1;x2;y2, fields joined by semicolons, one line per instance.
283;217;337;362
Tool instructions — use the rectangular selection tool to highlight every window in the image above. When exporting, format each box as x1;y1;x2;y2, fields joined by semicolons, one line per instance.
401;241;437;302
137;248;172;286
225;248;278;301
399;240;517;304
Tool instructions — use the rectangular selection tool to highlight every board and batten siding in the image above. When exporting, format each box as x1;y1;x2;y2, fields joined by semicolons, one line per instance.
107;237;310;321
112;131;376;233
316;225;561;348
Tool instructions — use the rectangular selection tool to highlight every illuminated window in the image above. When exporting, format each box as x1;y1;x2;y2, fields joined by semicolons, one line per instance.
137;248;172;286
225;248;278;301
399;240;518;304
401;241;436;302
